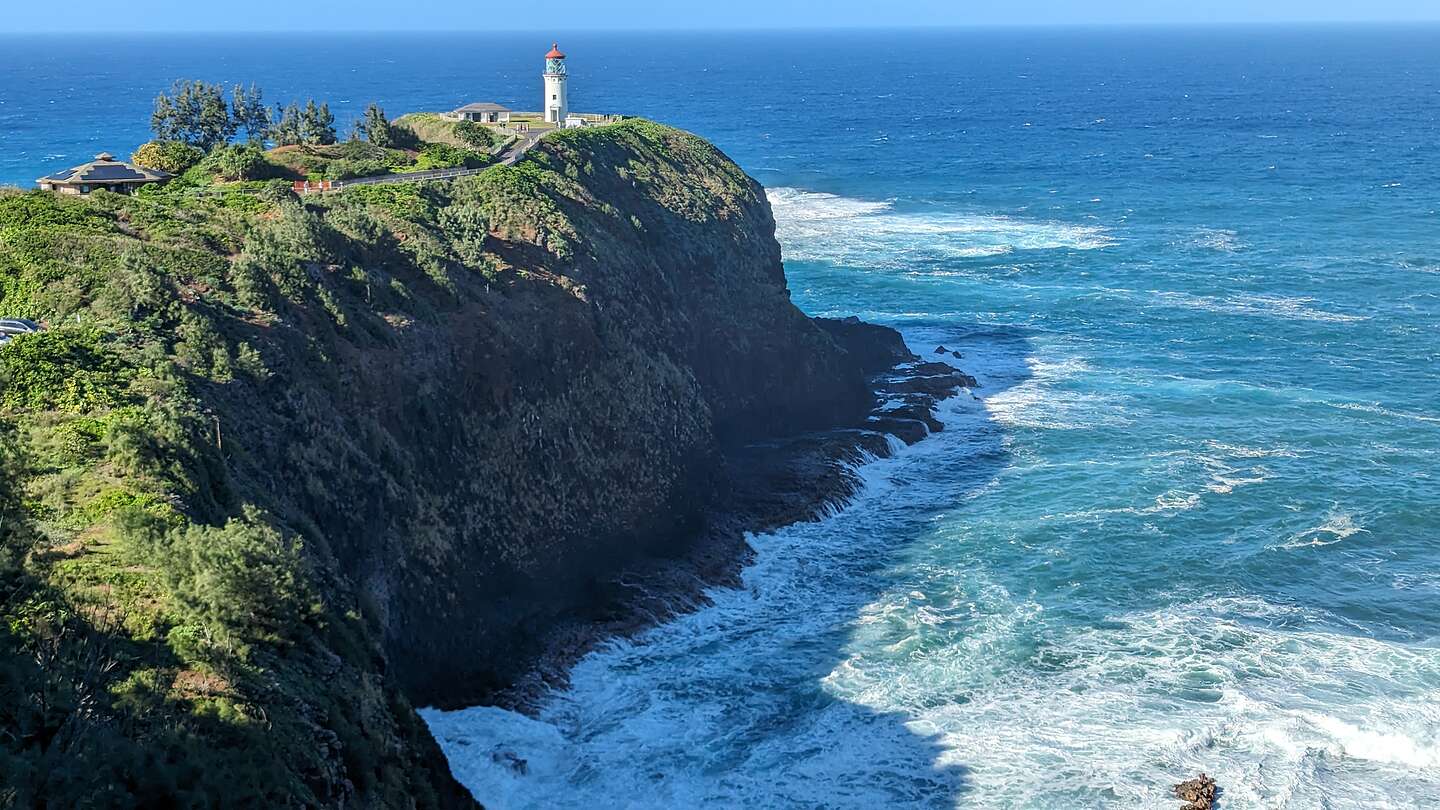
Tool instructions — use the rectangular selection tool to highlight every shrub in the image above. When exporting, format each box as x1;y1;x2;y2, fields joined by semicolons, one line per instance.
336;184;435;221
130;140;205;175
0;328;129;413
0;191;108;233
453;121;498;151
323;158;390;182
201;143;274;182
126;506;318;652
438;203;489;265
414;143;484;171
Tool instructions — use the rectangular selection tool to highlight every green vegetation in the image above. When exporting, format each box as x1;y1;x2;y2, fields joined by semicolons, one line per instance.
392;113;502;153
139;80;510;188
0;173;506;805
150;78;338;154
266;140;406;182
130;140;205;175
2;114;677;806
358;102;393;148
151;80;236;151
270;99;339;147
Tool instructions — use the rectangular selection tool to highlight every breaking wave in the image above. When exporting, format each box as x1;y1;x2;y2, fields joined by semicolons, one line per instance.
766;188;1116;268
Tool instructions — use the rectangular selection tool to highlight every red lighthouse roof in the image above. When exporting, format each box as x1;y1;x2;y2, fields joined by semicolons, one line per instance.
545;43;565;59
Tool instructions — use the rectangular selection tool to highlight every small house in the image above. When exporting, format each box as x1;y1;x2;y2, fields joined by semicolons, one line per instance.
450;102;511;124
37;152;170;195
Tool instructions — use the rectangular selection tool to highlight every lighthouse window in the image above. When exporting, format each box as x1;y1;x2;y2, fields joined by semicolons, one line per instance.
552;94;557;100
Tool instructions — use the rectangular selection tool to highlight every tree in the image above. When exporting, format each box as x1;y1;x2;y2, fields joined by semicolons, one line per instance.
151;80;235;151
230;84;270;144
210;143;270;181
300;100;337;146
268;99;337;147
130;140;205;174
269;102;303;147
358;103;392;148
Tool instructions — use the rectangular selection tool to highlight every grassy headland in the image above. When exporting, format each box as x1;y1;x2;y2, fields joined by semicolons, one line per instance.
1;118;843;807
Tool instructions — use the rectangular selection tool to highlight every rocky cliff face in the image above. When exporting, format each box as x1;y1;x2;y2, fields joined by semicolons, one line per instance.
0;120;973;806
232;122;886;707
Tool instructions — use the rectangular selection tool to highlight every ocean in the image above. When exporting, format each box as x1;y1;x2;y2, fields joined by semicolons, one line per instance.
5;26;1439;808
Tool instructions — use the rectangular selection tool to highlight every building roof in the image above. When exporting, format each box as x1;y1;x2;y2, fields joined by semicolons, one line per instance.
453;102;511;114
37;152;170;186
545;43;565;59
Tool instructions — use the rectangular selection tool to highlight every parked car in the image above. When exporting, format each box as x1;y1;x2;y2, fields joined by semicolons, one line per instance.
0;318;42;345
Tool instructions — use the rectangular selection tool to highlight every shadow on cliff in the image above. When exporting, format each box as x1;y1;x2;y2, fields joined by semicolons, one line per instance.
423;322;1034;808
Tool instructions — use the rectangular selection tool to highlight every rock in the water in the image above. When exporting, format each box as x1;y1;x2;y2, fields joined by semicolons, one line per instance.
878;402;944;433
880;371;979;396
951;350;963;359
867;416;929;445
934;345;949;354
1174;773;1217;810
491;749;530;775
911;361;960;376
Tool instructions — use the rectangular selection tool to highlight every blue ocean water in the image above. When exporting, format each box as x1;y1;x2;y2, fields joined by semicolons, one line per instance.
6;27;1440;808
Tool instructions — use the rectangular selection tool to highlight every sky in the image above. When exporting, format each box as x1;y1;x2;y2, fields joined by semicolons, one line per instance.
6;0;1440;32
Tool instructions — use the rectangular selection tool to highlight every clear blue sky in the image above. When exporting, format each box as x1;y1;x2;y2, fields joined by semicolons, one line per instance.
7;0;1440;32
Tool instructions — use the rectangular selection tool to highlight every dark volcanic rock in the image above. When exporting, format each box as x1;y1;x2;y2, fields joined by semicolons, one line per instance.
879;402;945;433
911;361;963;376
816;316;918;374
880;371;978;397
1174;773;1218;810
868;416;930;445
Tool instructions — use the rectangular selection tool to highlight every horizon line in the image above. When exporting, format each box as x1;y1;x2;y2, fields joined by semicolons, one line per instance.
5;19;1440;35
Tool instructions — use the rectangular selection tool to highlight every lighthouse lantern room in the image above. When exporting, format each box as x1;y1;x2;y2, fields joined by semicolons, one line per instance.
543;43;569;124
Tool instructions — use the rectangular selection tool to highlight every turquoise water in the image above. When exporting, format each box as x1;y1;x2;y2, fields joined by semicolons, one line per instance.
4;27;1438;808
421;28;1440;808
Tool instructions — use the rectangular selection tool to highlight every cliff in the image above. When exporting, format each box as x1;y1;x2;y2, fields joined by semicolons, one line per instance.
0;120;971;806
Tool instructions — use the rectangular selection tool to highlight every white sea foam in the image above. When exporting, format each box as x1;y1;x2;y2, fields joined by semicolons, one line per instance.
1330;400;1440;426
1152;290;1369;324
423;375;1440;809
1183;227;1247;253
765;188;1115;269
830;594;1440;808
983;351;1133;432
1277;512;1370;549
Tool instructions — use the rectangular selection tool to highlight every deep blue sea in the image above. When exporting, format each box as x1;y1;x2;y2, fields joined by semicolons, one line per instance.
5;27;1439;808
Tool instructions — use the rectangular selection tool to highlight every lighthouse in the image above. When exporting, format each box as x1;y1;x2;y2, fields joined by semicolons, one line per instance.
543;43;568;124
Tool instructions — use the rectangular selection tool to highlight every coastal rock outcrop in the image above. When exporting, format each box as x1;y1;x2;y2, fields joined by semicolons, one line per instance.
1174;773;1219;810
0;119;974;805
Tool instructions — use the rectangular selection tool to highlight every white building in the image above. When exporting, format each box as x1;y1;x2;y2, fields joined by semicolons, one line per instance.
543;43;569;124
451;102;511;124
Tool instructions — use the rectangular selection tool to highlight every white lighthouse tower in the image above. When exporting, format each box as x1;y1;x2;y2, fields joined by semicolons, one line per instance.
543;43;569;125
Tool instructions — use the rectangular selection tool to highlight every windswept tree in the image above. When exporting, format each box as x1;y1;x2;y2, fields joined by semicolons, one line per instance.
267;98;338;147
230;84;270;143
300;100;337;146
269;102;304;147
151;80;236;151
357;103;392;148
